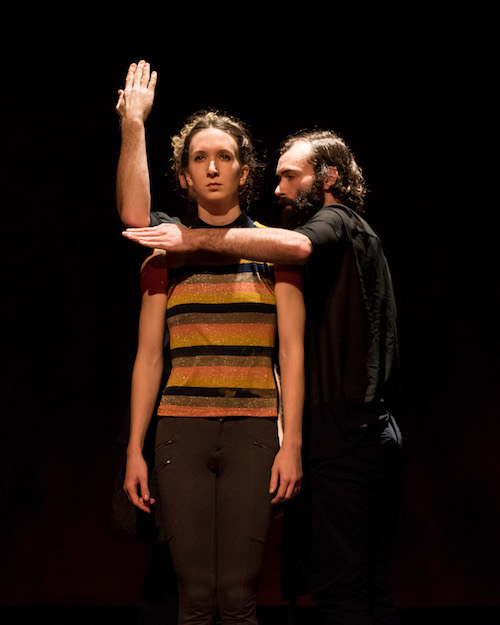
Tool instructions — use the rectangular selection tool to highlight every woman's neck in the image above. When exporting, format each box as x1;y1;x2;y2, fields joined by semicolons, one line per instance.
196;203;242;226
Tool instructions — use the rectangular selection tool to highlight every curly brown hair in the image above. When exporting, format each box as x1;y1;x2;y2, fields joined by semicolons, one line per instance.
171;110;262;211
279;129;367;213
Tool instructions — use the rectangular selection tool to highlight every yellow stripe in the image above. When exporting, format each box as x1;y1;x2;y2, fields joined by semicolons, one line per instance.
169;325;276;349
167;367;276;389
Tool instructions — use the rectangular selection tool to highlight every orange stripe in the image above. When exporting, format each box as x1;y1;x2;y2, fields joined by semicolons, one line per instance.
167;366;276;389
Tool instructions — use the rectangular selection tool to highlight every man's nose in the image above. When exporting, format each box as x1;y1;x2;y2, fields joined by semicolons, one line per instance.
274;182;283;196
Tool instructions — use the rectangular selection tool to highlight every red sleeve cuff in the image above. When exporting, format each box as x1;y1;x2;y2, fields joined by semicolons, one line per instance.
140;254;168;296
274;265;303;290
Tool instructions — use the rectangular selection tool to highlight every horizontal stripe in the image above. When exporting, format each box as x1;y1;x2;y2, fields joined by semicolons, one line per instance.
171;355;273;368
166;366;276;389
158;405;278;417
162;387;277;398
170;345;274;359
167;282;276;308
169;261;274;278
167;310;276;326
169;324;276;349
167;304;276;320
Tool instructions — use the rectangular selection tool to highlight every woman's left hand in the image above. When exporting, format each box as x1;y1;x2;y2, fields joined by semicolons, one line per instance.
269;445;303;505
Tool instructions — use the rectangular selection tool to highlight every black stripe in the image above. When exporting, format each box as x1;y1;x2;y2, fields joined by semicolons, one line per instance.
163;387;277;398
170;345;275;359
169;262;274;278
167;302;276;318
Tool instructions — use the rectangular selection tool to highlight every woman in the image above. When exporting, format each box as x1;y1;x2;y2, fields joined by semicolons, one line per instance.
123;110;305;625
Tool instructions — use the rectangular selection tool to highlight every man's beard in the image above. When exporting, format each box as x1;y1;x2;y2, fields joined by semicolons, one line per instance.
278;176;325;229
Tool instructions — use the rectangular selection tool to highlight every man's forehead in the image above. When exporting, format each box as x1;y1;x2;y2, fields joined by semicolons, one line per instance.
276;140;313;173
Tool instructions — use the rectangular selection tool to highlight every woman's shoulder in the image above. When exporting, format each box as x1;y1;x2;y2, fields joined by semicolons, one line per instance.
141;249;168;272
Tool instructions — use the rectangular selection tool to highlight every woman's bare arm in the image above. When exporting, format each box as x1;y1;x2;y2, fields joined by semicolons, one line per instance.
269;266;305;504
115;61;157;227
123;254;167;512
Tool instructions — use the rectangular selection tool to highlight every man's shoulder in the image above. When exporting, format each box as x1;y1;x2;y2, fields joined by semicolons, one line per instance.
305;204;376;237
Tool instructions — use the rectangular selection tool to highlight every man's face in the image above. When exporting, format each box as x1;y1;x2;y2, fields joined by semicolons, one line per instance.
275;140;324;228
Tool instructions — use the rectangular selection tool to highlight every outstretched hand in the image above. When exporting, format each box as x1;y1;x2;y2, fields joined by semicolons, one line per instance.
116;60;157;123
123;223;192;252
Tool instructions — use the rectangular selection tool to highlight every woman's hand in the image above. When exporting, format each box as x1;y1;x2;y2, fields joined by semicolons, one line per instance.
123;450;155;513
269;444;303;505
116;60;157;123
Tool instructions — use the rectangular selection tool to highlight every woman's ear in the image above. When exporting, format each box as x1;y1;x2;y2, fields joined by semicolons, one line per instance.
179;172;189;189
239;164;250;187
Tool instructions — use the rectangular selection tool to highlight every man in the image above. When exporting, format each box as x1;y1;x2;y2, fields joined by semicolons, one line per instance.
118;61;402;625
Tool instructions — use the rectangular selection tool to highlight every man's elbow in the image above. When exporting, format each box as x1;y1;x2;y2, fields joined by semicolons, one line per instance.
288;233;312;265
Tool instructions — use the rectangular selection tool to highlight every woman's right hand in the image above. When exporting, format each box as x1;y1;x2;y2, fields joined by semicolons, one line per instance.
123;450;155;513
116;60;157;123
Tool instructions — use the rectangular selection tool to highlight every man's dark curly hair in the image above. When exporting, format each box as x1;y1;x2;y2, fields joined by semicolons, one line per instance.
171;110;262;211
279;129;367;213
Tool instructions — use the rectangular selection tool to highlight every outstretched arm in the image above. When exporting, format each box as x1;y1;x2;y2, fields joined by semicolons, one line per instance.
123;222;313;265
115;61;157;227
269;266;305;504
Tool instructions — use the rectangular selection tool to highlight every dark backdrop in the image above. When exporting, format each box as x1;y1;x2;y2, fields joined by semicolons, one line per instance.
2;13;499;610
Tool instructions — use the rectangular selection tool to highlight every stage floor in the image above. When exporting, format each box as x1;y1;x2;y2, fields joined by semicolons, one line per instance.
1;606;499;625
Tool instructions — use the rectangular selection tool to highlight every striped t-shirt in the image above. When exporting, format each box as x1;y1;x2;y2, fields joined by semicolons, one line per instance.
141;214;282;418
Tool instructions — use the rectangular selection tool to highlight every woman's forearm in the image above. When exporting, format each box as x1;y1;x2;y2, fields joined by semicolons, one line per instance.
275;275;305;448
278;343;304;450
116;118;152;228
128;353;164;453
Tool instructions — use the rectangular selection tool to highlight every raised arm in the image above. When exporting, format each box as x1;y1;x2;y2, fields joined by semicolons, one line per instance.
123;222;313;265
124;252;167;512
115;61;157;227
269;266;305;504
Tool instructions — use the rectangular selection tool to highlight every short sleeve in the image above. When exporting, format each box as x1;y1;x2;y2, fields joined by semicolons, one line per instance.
295;206;345;253
274;264;303;290
140;253;168;296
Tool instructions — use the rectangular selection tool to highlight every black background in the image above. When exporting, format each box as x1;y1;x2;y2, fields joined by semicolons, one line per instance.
2;11;499;611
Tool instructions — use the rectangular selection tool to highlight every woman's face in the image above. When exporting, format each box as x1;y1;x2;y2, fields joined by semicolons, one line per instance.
182;127;249;209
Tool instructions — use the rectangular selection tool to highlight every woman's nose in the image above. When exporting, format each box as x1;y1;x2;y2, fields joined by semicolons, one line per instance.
208;160;218;175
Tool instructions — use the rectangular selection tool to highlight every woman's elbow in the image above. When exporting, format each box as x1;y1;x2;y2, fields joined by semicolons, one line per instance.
118;203;151;228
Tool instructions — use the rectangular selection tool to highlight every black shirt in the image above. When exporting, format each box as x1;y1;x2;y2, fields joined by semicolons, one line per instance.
296;204;400;458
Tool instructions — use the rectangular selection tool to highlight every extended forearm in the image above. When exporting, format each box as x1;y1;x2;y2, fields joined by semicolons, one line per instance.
116;118;151;227
192;226;312;265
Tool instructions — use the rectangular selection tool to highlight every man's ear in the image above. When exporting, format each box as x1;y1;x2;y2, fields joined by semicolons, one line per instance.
323;166;338;190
